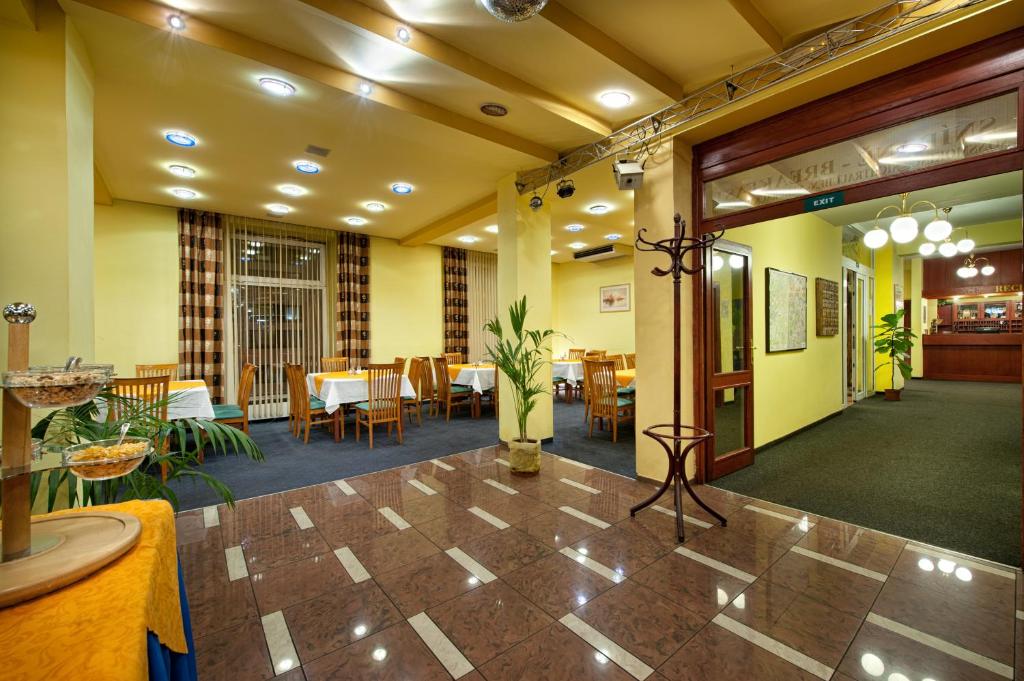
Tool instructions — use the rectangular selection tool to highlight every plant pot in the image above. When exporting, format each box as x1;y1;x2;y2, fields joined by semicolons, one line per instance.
508;438;541;474
884;389;902;401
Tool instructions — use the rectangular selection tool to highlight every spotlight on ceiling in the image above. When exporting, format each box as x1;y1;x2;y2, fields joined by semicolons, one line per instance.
358;81;374;96
278;184;306;196
167;14;186;31
484;225;499;234
164;130;197;147
457;235;480;244
565;224;584;233
258;77;296;97
529;194;543;211
604;233;622;241
391;182;413;195
480;103;508;117
556;179;575;199
293;160;321;174
365;202;386;212
167;164;196;178
587;204;609;215
396;26;412;43
599;91;631;109
169;188;197;200
345;217;367;226
267;203;292;216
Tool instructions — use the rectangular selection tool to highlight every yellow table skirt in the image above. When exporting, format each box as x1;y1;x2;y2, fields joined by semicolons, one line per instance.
615;369;636;388
447;363;495;380
168;379;206;392
0;499;187;681
313;371;367;393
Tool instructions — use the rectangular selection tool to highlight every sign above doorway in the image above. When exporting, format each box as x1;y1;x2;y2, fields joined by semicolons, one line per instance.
804;191;845;212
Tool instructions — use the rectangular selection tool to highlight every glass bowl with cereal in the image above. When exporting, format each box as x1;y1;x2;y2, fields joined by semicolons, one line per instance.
2;364;114;409
62;437;152;480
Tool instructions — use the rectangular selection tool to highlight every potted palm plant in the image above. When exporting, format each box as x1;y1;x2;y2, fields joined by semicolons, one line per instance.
485;296;557;474
873;308;916;401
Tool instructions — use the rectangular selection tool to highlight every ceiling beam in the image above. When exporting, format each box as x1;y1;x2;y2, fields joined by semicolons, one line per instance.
725;0;784;53
295;0;611;137
399;193;496;246
72;0;559;162
540;1;685;101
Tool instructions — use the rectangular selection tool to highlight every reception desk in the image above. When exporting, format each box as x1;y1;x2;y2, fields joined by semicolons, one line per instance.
922;333;1022;383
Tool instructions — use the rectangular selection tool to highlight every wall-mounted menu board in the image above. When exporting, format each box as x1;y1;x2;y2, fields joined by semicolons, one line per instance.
815;278;839;336
766;267;807;353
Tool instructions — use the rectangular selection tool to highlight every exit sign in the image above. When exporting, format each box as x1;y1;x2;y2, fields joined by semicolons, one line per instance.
804;191;844;212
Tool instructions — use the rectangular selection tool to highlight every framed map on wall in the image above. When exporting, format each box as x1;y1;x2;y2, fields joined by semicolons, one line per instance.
766;267;807;352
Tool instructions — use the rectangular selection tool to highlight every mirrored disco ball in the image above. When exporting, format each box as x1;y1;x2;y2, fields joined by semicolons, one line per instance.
481;0;549;22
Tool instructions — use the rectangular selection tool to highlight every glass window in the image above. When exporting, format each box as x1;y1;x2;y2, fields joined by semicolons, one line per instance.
714;386;747;459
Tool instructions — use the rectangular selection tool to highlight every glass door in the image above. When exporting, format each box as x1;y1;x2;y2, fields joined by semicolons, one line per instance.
843;260;874;403
705;242;754;479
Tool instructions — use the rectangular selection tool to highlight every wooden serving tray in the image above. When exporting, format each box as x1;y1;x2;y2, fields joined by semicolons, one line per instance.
0;511;141;608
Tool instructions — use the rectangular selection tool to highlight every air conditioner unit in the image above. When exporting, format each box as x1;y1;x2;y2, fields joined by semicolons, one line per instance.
573;244;630;262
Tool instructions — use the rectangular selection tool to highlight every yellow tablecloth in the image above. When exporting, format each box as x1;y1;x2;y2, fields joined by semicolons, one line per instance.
615;369;636;388
168;379;206;392
447;363;495;380
313;371;367;393
0;499;187;681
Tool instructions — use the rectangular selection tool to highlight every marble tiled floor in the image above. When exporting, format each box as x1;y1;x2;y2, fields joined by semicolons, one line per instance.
176;447;1023;680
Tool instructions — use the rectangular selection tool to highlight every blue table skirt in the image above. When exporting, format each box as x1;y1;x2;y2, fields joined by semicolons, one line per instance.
146;560;198;681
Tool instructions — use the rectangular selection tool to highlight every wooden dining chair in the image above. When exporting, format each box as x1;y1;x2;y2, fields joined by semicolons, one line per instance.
568;348;586;361
213;363;257;434
418;356;438;417
355;362;404;448
321;356;348;372
576;352;604;404
625;352;636;369
402;357;429;426
443;351;463;366
135;363;178;380
584;359;634;443
481;376;499;419
432;356;476;421
589;350;607;359
611;354;627;371
286;363;339;443
111;376;170;479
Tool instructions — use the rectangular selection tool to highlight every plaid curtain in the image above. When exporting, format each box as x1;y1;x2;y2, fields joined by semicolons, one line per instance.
178;209;224;403
336;232;370;360
443;247;469;357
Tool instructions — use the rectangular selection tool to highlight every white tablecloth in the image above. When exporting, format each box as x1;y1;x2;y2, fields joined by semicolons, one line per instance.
552;360;585;386
307;372;417;414
95;380;215;421
451;366;496;394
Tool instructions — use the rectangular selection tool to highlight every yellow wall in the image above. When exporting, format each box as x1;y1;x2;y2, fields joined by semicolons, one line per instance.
552;258;635;357
369;237;443;363
94;200;179;376
873;243;904;391
728;213;844;447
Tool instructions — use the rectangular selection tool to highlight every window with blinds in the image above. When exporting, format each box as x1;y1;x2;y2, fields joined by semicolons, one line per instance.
466;251;498;362
224;216;333;419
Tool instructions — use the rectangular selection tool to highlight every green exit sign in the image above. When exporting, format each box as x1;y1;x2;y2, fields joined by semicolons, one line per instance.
804;191;844;212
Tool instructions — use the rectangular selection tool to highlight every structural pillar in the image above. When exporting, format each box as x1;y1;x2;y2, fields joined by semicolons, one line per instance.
495;174;553;444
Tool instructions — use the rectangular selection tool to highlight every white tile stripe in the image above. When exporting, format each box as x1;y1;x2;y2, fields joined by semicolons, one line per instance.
713;614;833;680
225;546;248;581
261;611;299;676
790;546;887;582
560;613;653;680
289;506;314;530
482;478;518;495
445;547;498;584
559;478;601;494
494;458;510;467
904;543;1016;580
408;479;438;496
334;547;371;583
558;456;593;470
467;506;510;530
560;547;625;584
430;458;455;471
559;505;611;529
866;613;1013;679
408;612;475;679
651;504;713;528
202;505;219;528
378;506;411;530
334;479;357;495
743;504;814;529
674;546;756;584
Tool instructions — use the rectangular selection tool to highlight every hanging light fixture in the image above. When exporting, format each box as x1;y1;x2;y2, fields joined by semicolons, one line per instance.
863;192;948;249
956;254;994;278
480;0;548;22
918;242;936;256
955;227;975;253
923;206;953;241
938;240;958;257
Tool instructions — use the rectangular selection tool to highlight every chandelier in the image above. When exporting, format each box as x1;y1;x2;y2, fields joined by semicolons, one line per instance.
863;192;951;249
956;253;995;279
480;0;549;22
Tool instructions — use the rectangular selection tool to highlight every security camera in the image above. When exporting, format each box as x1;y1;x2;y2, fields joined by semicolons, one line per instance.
556;179;575;199
529;194;543;211
613;159;644;190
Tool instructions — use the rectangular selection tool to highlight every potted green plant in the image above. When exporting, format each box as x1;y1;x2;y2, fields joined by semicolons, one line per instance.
485;296;557;473
873;308;916;401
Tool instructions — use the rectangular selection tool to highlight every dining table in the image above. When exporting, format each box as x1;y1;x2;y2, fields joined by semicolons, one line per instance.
307;370;417;414
551;360;585;386
448;363;496;394
95;379;216;421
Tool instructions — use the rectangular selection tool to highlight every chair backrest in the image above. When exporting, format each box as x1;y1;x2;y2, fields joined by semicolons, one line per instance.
568;348;586;361
367;362;403;420
583;359;618;418
321;356;348;372
417;356;435;400
444;351;463;366
394;357;406;372
611;354;627;371
236;363;258;410
286;364;310;414
588;350;607;359
625;352;636;369
111;376;170;422
406;357;424;400
136;363;178;380
433;356;453;402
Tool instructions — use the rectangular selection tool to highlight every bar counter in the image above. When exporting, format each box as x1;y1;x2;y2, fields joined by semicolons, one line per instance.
922;333;1022;383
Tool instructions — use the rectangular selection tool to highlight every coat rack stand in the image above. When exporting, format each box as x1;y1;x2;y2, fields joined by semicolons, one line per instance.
628;215;728;543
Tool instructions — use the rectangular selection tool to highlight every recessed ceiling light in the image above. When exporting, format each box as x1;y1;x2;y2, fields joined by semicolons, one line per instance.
604;233;622;241
278;184;307;196
457;235;480;243
550;250;557;256
484;225;499;234
167;164;196;178
169;187;197;200
358;81;374;96
895;142;928;153
345;216;368;226
167;14;186;31
396;26;411;43
164;130;197;147
480;103;508;117
715;200;752;209
565;224;585;232
365;202;386;212
293;160;321;174
568;242;586;250
749;187;809;196
587;204;609;215
599;91;631;108
258;77;296;97
267;203;292;215
391;182;413;195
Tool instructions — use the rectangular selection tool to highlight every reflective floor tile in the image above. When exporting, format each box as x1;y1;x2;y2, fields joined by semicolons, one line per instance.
515;509;603;550
479;621;636;681
415;507;500;550
570;523;671;577
194;618;274;681
502;552;617;618
631;552;748;621
347;527;440;576
302;622;452;680
459;527;554;576
374;551;482;617
241;526;331;573
250;553;354;615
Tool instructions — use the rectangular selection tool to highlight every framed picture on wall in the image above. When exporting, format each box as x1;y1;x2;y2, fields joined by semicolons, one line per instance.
600;284;631;313
765;267;807;352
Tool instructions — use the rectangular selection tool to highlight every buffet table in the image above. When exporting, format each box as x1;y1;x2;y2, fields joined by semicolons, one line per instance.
922;333;1022;383
0;500;197;681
